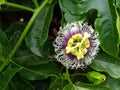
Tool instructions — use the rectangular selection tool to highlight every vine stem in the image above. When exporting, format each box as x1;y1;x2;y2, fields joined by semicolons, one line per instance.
9;0;49;58
0;59;10;72
1;2;35;12
65;68;75;89
32;0;39;8
70;73;86;77
0;0;49;72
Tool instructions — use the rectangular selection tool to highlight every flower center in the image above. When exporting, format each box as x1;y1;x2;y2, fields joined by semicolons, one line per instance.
65;32;91;60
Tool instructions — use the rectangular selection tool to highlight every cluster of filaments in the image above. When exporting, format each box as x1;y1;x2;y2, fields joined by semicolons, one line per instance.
53;21;100;69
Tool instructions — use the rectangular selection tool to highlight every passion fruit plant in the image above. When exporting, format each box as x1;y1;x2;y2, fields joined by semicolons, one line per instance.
0;0;120;90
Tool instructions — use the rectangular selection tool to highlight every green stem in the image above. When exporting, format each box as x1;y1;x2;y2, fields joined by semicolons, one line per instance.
32;0;39;8
65;68;74;86
0;59;10;72
9;0;49;58
65;68;76;89
71;73;86;77
0;0;49;72
3;2;35;12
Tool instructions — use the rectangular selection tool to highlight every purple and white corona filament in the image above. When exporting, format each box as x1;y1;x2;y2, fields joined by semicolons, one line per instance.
53;21;100;69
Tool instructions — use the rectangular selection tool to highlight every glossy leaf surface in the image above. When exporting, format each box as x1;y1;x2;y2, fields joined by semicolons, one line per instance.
14;49;59;80
0;66;22;90
106;77;120;90
90;53;120;78
25;4;54;57
0;29;11;57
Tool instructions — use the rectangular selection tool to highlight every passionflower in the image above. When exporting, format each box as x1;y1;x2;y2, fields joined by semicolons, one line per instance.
53;21;100;69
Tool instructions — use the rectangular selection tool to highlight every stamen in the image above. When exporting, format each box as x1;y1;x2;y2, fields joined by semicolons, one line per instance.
66;32;91;60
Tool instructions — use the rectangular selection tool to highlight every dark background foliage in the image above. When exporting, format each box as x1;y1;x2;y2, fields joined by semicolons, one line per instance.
0;0;120;90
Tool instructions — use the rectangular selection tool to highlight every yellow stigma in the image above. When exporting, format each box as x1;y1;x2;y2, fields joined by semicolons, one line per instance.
66;32;90;60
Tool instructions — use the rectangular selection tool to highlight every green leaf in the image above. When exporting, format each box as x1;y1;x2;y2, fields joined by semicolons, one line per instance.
9;74;34;90
90;53;120;78
16;0;34;8
0;29;11;57
31;79;50;90
40;38;55;57
0;66;22;90
59;0;84;15
48;77;68;90
14;48;54;66
63;82;111;90
106;77;120;90
0;43;5;61
116;0;120;9
6;22;26;46
14;49;58;80
115;6;120;44
19;61;59;80
64;12;87;23
116;17;120;44
59;0;119;56
25;4;54;57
